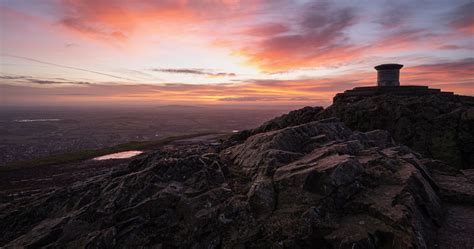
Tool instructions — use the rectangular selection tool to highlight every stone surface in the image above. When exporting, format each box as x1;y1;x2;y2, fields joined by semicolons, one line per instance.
333;85;450;101
0;150;233;248
0;120;452;248
226;106;324;146
375;63;403;86
247;176;275;218
431;167;474;205
320;93;474;169
221;121;444;248
436;204;474;249
229;92;473;169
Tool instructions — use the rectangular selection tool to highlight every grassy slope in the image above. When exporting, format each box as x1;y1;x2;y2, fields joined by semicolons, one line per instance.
1;132;223;172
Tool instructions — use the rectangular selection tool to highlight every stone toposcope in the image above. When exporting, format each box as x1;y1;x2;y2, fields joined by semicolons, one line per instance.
375;63;403;86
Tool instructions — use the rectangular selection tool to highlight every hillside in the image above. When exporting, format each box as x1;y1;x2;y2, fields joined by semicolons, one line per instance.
1;92;473;248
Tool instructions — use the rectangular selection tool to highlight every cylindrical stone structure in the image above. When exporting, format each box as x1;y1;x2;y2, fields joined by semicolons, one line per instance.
374;64;403;86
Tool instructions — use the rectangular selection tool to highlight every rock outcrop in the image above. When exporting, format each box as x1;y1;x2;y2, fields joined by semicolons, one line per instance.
0;149;233;248
319;93;474;169
230;93;474;169
226;106;324;146
0;120;453;248
222;120;444;248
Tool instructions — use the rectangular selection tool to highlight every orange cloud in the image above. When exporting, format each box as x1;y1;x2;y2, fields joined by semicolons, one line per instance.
403;58;474;95
57;0;264;41
58;0;195;41
218;2;473;73
236;3;360;72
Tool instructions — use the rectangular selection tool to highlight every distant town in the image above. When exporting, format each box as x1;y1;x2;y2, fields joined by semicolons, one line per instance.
0;106;289;166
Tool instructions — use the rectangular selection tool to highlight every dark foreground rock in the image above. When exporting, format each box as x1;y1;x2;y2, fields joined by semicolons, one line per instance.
319;94;474;169
229;93;474;169
1;120;461;248
222;120;445;248
226;106;324;146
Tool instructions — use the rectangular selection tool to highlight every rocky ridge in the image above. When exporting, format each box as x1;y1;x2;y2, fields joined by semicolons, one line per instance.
1;92;473;248
319;93;474;169
230;93;474;169
2;118;471;248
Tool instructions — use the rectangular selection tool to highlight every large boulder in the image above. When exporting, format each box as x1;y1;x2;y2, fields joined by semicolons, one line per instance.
318;94;474;169
226;106;324;146
221;120;444;248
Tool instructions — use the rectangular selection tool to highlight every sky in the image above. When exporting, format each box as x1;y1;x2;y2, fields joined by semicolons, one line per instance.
0;0;473;107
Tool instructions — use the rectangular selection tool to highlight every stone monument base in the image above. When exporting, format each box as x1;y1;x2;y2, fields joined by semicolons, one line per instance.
333;85;457;103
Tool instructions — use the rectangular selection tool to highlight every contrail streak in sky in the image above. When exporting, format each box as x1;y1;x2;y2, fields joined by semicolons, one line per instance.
1;54;135;81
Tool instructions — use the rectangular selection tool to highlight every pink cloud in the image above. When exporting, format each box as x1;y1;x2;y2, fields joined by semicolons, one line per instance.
240;23;290;36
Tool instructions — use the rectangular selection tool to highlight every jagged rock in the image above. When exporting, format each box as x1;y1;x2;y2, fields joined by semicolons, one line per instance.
226;106;324;145
222;120;444;248
431;167;474;205
223;121;351;178
0;152;233;248
0;113;470;248
247;176;275;218
229;93;474;169
318;94;474;169
436;204;474;249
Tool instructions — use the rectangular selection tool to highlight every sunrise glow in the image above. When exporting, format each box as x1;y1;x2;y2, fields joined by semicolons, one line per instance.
1;0;473;107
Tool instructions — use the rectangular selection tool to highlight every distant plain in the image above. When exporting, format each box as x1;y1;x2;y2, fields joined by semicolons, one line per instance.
0;105;293;167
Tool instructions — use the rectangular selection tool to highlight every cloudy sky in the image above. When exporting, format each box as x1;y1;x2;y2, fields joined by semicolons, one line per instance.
1;0;473;107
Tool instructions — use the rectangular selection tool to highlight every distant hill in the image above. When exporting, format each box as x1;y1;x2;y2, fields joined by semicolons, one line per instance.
155;104;207;110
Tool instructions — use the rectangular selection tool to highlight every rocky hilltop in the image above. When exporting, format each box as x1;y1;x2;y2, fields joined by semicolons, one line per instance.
321;92;474;169
1;92;473;248
231;92;474;169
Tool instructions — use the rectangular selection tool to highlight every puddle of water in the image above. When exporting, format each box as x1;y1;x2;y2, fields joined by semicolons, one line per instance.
93;151;143;161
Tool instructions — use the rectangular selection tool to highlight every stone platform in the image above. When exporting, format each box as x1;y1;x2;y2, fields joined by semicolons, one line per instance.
333;85;455;102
